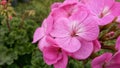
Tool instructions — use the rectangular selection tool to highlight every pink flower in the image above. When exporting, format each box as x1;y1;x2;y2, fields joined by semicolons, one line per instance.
81;0;120;25
32;15;53;51
43;37;68;68
43;46;68;68
92;52;120;68
0;0;7;5
50;4;99;59
115;36;120;51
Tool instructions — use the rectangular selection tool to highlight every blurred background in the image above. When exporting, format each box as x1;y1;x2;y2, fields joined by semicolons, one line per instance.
0;0;120;68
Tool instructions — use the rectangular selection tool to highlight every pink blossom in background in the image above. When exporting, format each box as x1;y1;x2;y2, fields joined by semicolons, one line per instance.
81;0;120;25
0;0;7;5
92;52;120;68
9;16;13;20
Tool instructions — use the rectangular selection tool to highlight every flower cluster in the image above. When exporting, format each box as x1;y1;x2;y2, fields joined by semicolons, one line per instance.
33;0;120;68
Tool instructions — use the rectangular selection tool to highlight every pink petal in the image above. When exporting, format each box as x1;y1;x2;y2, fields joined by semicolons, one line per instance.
115;36;120;51
77;16;99;41
60;4;75;17
69;6;89;23
106;52;120;68
71;41;93;60
106;63;120;68
46;36;58;47
81;0;90;3
56;37;81;53
110;52;120;64
61;0;78;7
50;18;70;38
42;15;53;34
51;8;68;21
64;0;79;3
32;27;44;43
54;51;68;68
104;0;115;8
91;53;112;68
98;14;114;25
85;0;104;15
51;3;62;10
111;2;120;16
43;46;62;65
93;40;101;53
38;37;50;51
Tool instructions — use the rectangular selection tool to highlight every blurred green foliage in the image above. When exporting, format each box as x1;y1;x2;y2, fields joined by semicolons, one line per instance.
14;0;63;23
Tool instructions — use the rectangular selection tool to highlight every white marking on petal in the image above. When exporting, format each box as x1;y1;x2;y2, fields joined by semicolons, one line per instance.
99;6;111;18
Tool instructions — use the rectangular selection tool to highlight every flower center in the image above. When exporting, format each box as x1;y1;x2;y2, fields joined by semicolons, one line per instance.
99;6;110;18
71;30;77;37
58;48;62;53
70;21;79;37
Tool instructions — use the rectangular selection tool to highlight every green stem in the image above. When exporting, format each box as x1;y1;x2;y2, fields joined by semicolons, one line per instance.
6;12;10;31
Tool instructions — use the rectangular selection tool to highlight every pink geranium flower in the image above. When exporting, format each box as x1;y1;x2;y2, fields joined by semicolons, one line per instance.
81;0;120;25
43;37;68;68
43;46;68;68
92;52;120;68
50;4;99;54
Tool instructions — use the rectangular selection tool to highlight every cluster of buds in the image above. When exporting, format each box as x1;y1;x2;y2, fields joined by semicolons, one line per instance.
0;0;16;31
0;0;14;20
